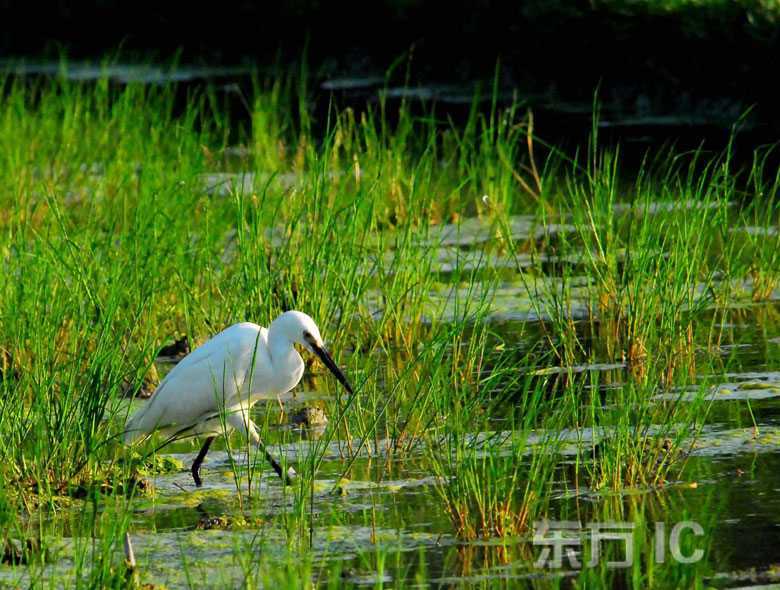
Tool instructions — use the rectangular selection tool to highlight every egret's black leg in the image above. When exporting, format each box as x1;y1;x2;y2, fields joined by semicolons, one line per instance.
225;413;296;485
257;437;296;486
191;436;215;487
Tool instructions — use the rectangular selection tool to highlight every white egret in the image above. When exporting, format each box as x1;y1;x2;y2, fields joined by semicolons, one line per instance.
123;310;353;486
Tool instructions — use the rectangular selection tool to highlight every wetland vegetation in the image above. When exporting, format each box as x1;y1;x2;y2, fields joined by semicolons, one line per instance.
1;64;780;588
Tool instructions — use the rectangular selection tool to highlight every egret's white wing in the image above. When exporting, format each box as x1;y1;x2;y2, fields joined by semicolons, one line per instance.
124;322;273;442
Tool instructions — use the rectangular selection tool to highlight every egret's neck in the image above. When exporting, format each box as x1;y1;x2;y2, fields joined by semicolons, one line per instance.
267;322;300;369
265;321;305;394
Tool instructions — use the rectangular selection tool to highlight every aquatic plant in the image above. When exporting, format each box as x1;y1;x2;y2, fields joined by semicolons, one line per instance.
0;61;776;586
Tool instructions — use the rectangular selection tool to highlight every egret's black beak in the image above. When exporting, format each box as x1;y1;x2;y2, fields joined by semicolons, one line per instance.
311;343;353;395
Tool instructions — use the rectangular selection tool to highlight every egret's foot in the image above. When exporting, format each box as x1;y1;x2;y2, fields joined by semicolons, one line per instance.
264;449;297;485
283;466;297;486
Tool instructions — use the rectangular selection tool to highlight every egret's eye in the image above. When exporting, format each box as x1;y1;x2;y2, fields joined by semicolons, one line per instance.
303;330;313;342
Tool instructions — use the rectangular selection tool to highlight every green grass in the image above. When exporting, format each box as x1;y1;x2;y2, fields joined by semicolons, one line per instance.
0;64;777;587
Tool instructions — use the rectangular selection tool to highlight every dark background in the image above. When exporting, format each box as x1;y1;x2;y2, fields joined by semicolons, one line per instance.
1;1;779;144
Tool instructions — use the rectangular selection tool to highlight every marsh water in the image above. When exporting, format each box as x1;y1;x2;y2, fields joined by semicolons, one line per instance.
4;59;772;160
3;63;780;588
4;203;780;588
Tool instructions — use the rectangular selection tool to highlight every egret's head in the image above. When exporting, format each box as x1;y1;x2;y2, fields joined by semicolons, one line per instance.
277;310;353;395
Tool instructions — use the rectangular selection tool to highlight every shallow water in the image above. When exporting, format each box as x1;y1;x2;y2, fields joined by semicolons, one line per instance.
0;61;252;84
5;206;780;588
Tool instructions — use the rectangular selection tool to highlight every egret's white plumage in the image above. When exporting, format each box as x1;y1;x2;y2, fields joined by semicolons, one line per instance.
123;310;353;485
